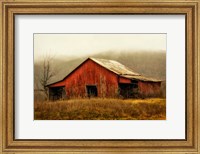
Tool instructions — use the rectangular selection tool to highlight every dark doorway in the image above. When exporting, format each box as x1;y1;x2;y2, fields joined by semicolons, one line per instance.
86;85;98;97
49;86;66;101
119;82;138;98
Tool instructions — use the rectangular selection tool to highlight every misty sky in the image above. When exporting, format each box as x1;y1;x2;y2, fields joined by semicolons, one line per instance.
34;34;166;61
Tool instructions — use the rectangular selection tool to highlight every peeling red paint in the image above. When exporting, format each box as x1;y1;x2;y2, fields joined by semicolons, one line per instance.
50;59;119;98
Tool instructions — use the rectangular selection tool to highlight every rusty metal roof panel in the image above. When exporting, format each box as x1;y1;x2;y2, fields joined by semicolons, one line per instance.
90;57;140;76
90;58;161;82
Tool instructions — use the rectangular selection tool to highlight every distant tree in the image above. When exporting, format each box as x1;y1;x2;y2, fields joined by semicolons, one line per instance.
40;55;56;100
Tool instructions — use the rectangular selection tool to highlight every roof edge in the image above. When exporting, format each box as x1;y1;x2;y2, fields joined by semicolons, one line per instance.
46;57;163;86
46;57;91;87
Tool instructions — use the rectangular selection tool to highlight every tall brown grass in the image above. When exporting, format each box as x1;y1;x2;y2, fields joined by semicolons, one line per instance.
34;98;166;120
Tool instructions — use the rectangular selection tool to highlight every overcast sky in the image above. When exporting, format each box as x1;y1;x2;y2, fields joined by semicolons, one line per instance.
34;34;166;61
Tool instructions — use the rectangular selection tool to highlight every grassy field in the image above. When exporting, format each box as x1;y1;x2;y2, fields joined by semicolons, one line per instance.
34;98;166;120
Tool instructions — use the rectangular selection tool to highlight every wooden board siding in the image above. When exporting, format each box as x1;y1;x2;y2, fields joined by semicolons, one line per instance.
64;59;119;98
138;81;161;97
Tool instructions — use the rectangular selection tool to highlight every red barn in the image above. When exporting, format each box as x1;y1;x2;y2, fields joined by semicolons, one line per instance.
46;58;162;100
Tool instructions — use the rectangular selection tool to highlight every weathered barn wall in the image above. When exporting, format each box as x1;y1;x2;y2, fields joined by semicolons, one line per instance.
63;59;119;98
138;81;161;97
119;77;131;83
161;81;166;98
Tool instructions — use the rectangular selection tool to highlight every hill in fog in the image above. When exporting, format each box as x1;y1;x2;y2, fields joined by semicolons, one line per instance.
34;51;166;89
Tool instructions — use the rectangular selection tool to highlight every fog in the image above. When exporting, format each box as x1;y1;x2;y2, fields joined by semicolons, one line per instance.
34;34;166;61
34;34;166;90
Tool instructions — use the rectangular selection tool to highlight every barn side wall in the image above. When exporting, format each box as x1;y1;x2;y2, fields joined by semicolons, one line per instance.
138;81;161;97
119;77;131;83
49;80;65;87
64;59;119;98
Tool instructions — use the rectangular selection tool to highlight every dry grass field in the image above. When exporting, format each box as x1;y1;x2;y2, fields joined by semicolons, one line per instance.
34;98;166;120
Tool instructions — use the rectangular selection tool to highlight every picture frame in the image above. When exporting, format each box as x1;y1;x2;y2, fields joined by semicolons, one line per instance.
0;0;199;153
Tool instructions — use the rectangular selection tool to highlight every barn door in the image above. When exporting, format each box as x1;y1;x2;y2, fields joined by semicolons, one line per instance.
86;85;98;97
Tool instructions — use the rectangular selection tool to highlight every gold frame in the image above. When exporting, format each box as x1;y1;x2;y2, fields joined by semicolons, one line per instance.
0;0;199;153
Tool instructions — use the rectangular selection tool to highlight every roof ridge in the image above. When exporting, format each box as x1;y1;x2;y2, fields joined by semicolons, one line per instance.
89;57;141;76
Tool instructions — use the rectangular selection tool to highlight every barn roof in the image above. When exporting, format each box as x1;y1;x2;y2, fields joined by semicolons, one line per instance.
46;57;161;86
120;74;161;82
90;58;161;82
90;58;140;76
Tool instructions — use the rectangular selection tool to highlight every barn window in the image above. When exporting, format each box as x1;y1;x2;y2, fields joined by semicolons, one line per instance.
86;85;98;97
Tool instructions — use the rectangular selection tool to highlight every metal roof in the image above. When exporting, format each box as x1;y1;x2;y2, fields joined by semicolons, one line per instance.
120;74;161;82
90;58;140;76
90;58;161;82
47;57;161;86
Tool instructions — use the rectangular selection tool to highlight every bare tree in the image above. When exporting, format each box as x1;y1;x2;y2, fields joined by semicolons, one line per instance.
40;55;56;99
